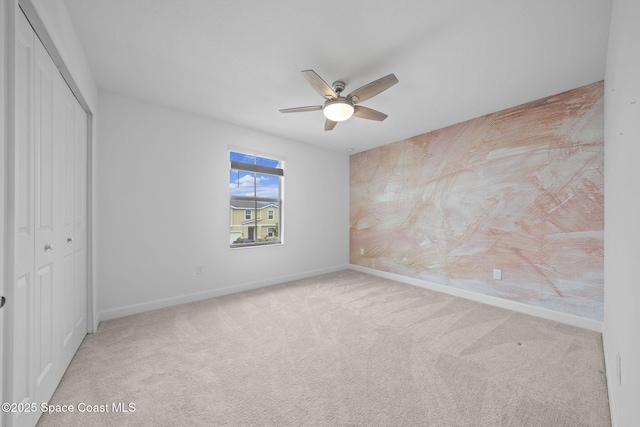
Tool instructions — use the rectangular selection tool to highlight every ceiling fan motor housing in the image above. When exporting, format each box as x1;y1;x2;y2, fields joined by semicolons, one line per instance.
331;80;346;96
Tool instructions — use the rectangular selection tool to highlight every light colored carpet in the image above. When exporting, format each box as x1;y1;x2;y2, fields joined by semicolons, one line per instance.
37;270;610;426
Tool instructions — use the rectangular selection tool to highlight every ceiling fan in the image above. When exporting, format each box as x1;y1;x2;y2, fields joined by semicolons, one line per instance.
279;70;399;131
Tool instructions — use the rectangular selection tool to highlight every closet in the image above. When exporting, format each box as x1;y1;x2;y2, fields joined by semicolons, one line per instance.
10;10;88;427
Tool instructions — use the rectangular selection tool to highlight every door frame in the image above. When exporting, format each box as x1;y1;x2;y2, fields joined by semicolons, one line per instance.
1;1;10;425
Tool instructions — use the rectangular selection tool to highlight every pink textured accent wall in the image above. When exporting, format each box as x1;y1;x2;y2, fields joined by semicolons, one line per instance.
350;82;604;320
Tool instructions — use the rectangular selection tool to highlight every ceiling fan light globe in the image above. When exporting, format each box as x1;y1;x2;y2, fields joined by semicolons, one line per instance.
323;100;354;122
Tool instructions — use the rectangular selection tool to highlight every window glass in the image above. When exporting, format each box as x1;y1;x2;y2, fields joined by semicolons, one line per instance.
229;150;283;247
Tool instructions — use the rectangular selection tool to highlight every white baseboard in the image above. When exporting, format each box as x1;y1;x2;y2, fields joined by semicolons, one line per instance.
349;264;603;332
98;264;350;322
97;263;603;333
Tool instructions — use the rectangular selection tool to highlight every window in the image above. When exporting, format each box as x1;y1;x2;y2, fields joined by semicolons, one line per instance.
229;150;283;247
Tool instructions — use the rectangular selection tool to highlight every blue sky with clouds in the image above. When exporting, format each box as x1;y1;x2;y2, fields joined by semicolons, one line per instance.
229;151;281;199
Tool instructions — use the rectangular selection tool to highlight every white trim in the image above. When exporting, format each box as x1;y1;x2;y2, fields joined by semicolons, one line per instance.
349;264;603;332
86;112;97;333
1;1;12;421
228;145;286;163
18;1;91;112
98;264;349;321
228;241;283;251
602;332;619;427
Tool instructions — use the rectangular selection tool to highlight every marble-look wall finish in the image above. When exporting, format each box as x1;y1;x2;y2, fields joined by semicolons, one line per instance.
350;82;604;320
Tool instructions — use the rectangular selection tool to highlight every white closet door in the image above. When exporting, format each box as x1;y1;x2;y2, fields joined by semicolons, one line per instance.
32;26;61;412
13;11;36;427
12;11;89;427
58;76;87;364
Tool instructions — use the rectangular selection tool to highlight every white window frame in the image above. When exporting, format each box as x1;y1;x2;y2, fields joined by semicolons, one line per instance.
229;148;284;248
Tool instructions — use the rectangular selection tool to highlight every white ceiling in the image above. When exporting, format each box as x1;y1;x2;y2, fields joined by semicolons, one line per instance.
62;0;612;154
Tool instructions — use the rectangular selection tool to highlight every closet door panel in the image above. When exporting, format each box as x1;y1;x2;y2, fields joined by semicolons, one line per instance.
62;253;75;346
34;264;54;385
15;12;34;270
12;275;32;403
33;41;55;246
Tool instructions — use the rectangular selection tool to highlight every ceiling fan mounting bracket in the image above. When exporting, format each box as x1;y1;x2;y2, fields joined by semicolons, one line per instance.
332;80;346;95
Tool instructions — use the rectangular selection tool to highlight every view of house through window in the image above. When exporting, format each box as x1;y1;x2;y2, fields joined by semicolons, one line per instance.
229;150;283;247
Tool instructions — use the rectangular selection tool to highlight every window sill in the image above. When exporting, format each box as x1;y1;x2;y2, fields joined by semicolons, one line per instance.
229;241;283;250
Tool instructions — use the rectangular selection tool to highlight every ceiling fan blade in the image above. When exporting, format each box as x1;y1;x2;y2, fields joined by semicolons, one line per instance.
302;70;338;99
353;105;388;121
279;105;323;113
324;119;338;131
347;73;398;104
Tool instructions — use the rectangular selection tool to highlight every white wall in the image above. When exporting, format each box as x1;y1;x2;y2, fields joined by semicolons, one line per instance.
96;91;349;319
603;0;640;425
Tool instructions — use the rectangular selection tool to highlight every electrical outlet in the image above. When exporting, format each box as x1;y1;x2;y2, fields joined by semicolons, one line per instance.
360;248;364;256
493;269;502;280
196;265;204;275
